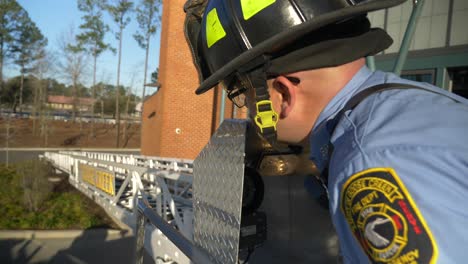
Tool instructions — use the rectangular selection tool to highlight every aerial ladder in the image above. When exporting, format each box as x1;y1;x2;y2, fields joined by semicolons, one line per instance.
44;119;338;264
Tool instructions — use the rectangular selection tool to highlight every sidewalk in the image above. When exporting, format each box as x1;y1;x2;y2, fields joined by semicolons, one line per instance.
0;229;154;264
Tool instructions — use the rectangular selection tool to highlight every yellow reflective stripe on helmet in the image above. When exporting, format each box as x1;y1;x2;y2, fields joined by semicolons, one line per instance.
206;8;226;48
241;0;276;20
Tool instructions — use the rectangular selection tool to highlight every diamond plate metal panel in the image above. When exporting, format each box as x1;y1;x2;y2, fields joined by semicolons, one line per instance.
193;120;247;264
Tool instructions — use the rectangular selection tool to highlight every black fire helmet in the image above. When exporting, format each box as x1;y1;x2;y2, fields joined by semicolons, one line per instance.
184;0;407;95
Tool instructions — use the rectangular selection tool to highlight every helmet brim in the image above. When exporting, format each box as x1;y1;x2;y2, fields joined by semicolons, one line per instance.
195;0;406;95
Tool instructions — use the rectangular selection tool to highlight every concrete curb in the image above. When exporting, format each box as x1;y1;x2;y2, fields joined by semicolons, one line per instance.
0;228;133;240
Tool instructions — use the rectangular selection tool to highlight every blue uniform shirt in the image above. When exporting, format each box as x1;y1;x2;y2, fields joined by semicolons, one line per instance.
310;66;468;263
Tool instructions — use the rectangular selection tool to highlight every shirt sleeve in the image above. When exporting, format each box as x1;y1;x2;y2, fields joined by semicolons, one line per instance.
323;84;468;263
328;144;468;264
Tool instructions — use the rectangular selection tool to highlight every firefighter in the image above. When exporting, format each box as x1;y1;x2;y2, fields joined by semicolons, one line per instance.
185;0;468;263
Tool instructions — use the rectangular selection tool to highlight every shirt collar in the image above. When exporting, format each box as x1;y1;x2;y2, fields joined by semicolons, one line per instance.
308;65;373;173
312;65;373;132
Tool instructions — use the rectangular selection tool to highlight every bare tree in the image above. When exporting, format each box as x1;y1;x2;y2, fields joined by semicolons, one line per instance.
17;159;53;212
122;68;138;145
97;70;111;122
107;0;133;148
57;26;88;123
30;48;55;135
3;114;16;166
30;48;55;142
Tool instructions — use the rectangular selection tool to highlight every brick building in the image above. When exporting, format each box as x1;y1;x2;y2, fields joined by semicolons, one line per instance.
141;0;246;160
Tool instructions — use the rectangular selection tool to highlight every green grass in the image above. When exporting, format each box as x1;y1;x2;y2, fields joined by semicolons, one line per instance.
0;162;114;230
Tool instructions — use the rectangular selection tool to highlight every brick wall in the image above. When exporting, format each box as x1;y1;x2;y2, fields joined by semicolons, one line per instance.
141;0;247;159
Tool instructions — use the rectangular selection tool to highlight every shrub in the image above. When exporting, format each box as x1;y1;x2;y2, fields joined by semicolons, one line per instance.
0;161;112;229
15;159;53;212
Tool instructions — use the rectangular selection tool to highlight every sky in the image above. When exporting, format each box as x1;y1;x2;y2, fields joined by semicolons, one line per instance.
6;0;162;98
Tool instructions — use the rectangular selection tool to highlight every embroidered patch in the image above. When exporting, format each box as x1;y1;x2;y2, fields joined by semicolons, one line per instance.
340;168;437;263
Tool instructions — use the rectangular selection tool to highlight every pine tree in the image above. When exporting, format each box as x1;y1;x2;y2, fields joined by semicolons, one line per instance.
134;0;161;105
0;0;27;103
107;0;133;148
75;0;113;137
11;16;47;112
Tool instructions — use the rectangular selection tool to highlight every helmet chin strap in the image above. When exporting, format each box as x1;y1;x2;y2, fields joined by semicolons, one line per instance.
250;71;303;156
249;71;279;147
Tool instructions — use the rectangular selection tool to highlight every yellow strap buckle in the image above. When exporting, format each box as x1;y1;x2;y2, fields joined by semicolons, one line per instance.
254;100;278;133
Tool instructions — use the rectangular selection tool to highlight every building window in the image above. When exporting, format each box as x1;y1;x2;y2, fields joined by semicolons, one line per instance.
448;66;468;99
401;69;436;84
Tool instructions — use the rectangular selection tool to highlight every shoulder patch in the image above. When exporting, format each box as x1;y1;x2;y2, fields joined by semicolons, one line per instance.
340;168;438;263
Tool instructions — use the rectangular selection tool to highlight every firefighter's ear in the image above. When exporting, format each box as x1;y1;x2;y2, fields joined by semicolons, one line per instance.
273;76;297;119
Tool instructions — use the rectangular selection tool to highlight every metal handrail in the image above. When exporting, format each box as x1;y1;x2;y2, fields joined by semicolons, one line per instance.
136;200;214;264
393;0;426;75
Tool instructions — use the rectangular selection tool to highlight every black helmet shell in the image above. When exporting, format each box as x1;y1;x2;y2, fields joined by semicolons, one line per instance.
194;0;407;94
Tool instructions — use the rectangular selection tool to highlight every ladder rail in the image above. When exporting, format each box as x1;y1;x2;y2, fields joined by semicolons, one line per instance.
43;151;196;264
